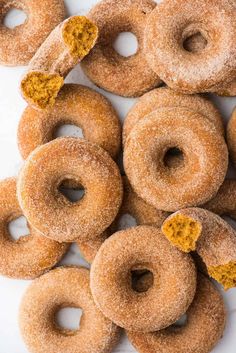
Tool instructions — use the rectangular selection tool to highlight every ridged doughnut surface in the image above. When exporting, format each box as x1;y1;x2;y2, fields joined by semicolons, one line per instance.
78;176;169;263
91;226;197;332
19;267;120;353
0;0;65;66
144;0;236;93
82;0;161;97
124;107;228;212
18;84;121;160
0;178;68;279
17;137;123;243
128;274;226;353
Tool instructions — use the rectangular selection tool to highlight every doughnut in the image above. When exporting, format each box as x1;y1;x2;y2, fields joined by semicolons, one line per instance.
144;0;236;93
0;177;68;280
90;225;197;332
21;16;98;109
162;208;236;290
17;137;123;243
18;84;121;160
124;107;228;212
227;108;236;166
215;79;236;97
78;176;169;263
123;87;224;145
128;273;226;353
19;266;120;353
204;179;236;220
0;0;65;66
81;0;161;97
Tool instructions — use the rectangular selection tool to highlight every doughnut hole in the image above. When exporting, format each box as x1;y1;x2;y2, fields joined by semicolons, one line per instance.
208;261;236;291
3;8;27;29
8;215;30;241
54;306;83;335
131;269;154;293
162;215;202;252
163;147;184;169
53;124;84;139
21;72;64;109
62;16;98;58
58;179;85;203
182;25;208;54
113;32;138;57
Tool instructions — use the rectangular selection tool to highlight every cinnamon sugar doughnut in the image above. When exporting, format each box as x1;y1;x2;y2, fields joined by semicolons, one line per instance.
81;0;161;97
204;179;236;220
124;107;228;212
162;208;236;290
215;79;236;97
0;178;68;280
0;0;65;66
144;0;236;94
17;137;123;243
21;16;98;109
227;108;236;165
128;274;226;353
18;84;121;160
78;176;169;263
123;87;224;144
91;226;197;332
19;267;120;353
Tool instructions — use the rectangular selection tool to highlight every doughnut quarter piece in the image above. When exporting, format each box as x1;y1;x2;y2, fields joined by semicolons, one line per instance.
21;16;98;109
0;0;65;66
123;86;224;145
81;0;161;97
78;176;169;263
162;208;236;290
227;107;236;166
18;84;121;160
144;0;236;94
0;177;68;280
19;267;120;353
124;107;228;212
128;273;226;353
17;137;123;243
90;226;197;332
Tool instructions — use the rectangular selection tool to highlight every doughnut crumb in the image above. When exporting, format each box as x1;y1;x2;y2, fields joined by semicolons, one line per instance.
162;214;202;252
208;261;236;290
62;16;98;58
21;72;64;109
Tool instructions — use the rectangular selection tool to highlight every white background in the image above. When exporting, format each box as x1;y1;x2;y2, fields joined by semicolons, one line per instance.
0;0;236;352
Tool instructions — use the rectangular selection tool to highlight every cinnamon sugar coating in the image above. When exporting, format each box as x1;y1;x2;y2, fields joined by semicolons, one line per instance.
0;178;68;279
128;273;226;353
18;84;121;160
123;87;224;145
227;107;236;166
124;107;228;212
21;16;98;109
78;176;169;263
19;267;120;353
90;226;197;332
17;137;123;243
0;0;65;66
215;79;236;96
144;0;236;94
81;0;161;97
162;208;236;290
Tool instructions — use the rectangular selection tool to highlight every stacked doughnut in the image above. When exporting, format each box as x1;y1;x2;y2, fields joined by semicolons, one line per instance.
0;0;235;353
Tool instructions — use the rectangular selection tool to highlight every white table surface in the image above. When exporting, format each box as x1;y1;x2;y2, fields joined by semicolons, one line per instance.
0;0;236;352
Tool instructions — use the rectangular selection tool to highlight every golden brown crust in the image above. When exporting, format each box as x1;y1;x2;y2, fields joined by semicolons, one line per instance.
123;87;224;144
19;267;120;353
78;176;169;263
0;0;65;66
128;274;226;353
17;137;123;243
227;108;236;166
18;84;121;160
124;107;228;212
0;178;68;279
91;226;197;332
144;0;236;93
81;0;161;97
